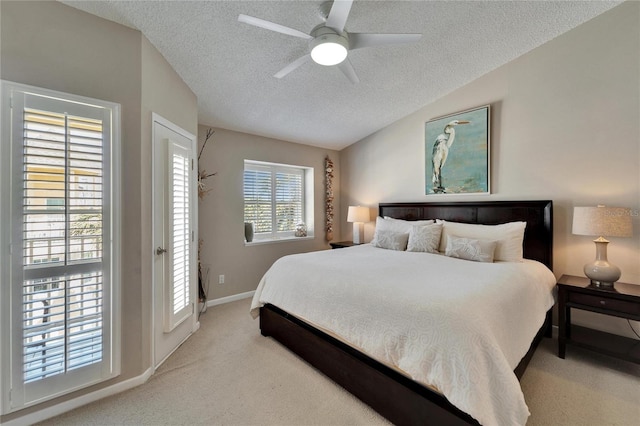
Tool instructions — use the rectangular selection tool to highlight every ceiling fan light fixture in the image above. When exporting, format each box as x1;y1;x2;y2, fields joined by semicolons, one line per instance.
311;41;347;66
310;29;349;66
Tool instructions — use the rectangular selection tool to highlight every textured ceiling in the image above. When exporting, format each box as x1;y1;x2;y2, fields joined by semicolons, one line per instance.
61;1;621;150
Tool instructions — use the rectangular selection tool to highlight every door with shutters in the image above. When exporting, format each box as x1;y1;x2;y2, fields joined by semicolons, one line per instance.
152;115;197;368
0;81;120;412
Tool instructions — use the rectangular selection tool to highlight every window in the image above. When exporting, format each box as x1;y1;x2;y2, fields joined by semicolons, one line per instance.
243;160;314;242
166;140;192;331
1;81;120;412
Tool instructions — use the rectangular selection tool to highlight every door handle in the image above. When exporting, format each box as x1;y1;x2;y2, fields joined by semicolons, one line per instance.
156;247;167;255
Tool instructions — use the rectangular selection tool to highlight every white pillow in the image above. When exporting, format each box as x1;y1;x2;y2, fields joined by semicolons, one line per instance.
407;223;442;253
437;220;526;262
371;216;435;245
383;216;436;227
445;236;497;263
371;230;409;251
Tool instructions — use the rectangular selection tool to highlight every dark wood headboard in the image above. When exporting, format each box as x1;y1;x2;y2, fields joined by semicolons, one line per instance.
379;200;553;269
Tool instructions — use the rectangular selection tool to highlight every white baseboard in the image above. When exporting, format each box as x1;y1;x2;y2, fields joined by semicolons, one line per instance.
206;290;255;307
1;367;154;426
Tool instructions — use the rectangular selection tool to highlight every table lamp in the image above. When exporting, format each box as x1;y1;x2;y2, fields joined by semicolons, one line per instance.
572;205;632;288
347;206;370;244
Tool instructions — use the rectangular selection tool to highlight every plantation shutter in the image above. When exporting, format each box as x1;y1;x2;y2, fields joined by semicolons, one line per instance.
22;107;105;383
2;83;119;410
165;140;192;331
275;171;303;232
243;165;273;234
243;161;304;240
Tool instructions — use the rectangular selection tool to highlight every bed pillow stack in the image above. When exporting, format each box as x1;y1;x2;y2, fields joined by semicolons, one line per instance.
370;217;435;251
370;217;526;262
437;220;526;262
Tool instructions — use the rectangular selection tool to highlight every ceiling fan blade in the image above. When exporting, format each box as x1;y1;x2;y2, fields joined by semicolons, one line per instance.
238;14;312;40
338;59;360;84
325;0;353;33
274;54;312;79
349;33;422;50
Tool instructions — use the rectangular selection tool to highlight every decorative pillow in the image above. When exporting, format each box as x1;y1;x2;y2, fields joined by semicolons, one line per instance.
371;216;434;245
407;223;443;253
445;236;497;263
371;230;409;251
437;220;526;262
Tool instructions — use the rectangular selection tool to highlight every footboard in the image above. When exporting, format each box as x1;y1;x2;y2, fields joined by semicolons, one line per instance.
260;304;552;425
260;303;478;426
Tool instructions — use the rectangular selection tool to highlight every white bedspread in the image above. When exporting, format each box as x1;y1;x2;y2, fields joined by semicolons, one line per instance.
250;244;556;426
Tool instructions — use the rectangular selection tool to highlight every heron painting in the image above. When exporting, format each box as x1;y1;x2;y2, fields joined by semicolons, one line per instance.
425;106;490;195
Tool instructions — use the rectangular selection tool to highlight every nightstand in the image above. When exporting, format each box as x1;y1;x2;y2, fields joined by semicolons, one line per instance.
557;274;640;364
329;241;361;249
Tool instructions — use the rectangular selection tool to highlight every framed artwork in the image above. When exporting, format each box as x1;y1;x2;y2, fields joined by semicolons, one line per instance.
425;105;490;195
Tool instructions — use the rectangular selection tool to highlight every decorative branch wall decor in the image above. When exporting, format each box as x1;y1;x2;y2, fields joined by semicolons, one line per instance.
325;156;334;242
197;128;217;309
198;128;217;199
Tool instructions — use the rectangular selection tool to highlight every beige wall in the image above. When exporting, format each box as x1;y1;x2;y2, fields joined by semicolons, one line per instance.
340;2;640;337
1;1;196;422
197;126;340;300
140;36;198;369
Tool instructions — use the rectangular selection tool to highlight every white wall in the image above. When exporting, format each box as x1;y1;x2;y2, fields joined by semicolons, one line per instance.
340;2;639;337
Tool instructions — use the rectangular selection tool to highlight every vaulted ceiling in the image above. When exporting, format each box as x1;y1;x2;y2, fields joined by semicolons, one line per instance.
61;1;621;150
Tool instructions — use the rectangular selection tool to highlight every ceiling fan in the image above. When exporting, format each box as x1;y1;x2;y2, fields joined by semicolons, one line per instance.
238;0;422;84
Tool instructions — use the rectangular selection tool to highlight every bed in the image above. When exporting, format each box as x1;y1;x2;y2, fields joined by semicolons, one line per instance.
251;200;554;425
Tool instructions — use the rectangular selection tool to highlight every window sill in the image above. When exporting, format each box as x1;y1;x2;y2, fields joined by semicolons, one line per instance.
245;235;314;246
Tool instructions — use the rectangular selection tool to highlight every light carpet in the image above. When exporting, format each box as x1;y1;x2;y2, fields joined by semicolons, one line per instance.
41;298;640;425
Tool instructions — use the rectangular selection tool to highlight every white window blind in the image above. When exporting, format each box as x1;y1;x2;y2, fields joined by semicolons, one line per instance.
165;141;192;331
1;81;120;411
275;171;303;232
243;167;273;234
243;161;309;241
22;108;105;383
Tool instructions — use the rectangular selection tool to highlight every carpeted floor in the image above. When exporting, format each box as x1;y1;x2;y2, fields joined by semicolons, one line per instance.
41;298;640;425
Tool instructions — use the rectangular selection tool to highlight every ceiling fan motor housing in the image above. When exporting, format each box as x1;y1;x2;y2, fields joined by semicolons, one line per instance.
310;25;349;66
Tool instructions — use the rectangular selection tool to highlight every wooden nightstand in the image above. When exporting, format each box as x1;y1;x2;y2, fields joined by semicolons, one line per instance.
557;274;640;364
329;241;361;249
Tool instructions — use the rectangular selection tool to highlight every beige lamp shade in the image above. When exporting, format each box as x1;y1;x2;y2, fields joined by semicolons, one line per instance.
347;206;370;223
572;205;633;287
572;206;632;237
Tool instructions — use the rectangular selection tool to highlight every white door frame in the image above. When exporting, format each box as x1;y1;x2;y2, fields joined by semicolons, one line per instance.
151;113;198;369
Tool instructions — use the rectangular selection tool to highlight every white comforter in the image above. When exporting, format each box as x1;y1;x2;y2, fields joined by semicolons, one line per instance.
250;244;556;426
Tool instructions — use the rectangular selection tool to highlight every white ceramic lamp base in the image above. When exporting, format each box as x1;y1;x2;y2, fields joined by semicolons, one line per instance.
584;238;621;288
352;222;364;244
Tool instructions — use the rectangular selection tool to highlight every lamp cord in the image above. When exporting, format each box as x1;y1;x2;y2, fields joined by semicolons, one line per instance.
629;320;640;340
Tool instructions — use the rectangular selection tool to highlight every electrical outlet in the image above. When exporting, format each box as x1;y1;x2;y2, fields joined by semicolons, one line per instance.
218;274;225;284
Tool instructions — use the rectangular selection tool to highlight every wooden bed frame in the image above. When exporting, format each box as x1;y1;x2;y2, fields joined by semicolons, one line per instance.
259;200;553;425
